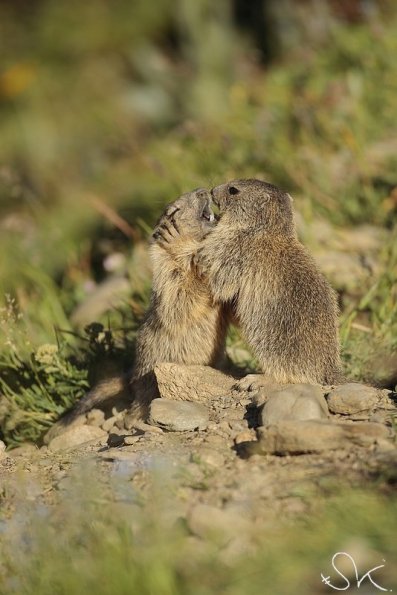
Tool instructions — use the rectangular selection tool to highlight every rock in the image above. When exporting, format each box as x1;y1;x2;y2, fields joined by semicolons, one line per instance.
7;443;38;458
107;425;126;437
186;504;251;546
149;399;209;431
326;384;379;415
43;414;87;445
102;415;123;432
253;420;391;455
48;425;108;452
260;384;328;425
154;363;235;403
86;408;105;427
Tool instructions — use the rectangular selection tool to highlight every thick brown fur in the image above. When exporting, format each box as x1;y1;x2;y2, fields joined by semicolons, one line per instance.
198;179;343;385
59;189;229;428
125;188;229;424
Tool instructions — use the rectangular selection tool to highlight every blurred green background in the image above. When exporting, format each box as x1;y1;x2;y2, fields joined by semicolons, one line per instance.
0;0;397;445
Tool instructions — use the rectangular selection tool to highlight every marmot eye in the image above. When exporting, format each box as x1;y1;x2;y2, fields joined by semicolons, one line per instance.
228;186;239;195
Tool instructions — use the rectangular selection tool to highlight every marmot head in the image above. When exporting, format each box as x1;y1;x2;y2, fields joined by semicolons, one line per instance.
211;179;295;235
154;188;216;242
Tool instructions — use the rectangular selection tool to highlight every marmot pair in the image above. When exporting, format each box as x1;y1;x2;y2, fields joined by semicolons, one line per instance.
68;180;342;424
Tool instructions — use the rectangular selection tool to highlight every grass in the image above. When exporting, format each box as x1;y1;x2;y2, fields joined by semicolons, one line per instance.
0;468;396;595
0;1;397;444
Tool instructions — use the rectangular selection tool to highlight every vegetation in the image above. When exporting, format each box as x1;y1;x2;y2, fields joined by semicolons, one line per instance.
0;470;396;594
0;1;396;445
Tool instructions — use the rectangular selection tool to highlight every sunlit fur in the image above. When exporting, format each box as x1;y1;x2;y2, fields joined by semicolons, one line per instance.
126;188;229;422
199;179;343;385
66;189;229;424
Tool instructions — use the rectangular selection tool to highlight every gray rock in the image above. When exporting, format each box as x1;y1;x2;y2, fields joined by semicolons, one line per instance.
43;413;87;445
260;384;328;426
48;425;108;452
154;363;235;403
253;420;391;455
327;384;379;415
149;398;209;431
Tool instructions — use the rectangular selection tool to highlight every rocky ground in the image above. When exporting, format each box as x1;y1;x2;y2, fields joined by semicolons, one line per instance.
1;365;396;549
0;221;396;560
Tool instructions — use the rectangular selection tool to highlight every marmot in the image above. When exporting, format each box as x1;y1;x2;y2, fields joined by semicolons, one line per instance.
58;188;229;427
198;179;343;385
125;187;229;423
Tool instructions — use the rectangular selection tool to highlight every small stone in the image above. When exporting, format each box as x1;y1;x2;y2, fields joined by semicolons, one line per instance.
43;413;86;445
149;399;209;431
48;425;108;452
102;415;122;432
86;408;105;427
327;384;379;415
107;426;126;436
253;420;391;455
7;443;38;458
260;384;328;426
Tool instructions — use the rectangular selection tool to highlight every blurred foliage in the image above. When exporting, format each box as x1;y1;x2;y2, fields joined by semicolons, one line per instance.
0;472;396;594
0;0;396;444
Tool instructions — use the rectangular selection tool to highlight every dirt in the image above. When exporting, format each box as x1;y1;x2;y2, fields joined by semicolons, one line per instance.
1;375;396;539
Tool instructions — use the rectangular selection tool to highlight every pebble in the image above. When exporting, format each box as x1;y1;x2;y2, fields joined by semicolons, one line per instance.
260;384;328;426
6;443;38;458
102;415;122;432
149;398;209;431
48;425;108;452
253;419;391;455
86;408;105;427
326;383;379;415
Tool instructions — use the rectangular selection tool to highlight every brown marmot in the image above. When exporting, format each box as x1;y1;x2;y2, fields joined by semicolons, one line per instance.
56;188;229;428
125;187;229;424
198;179;343;386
